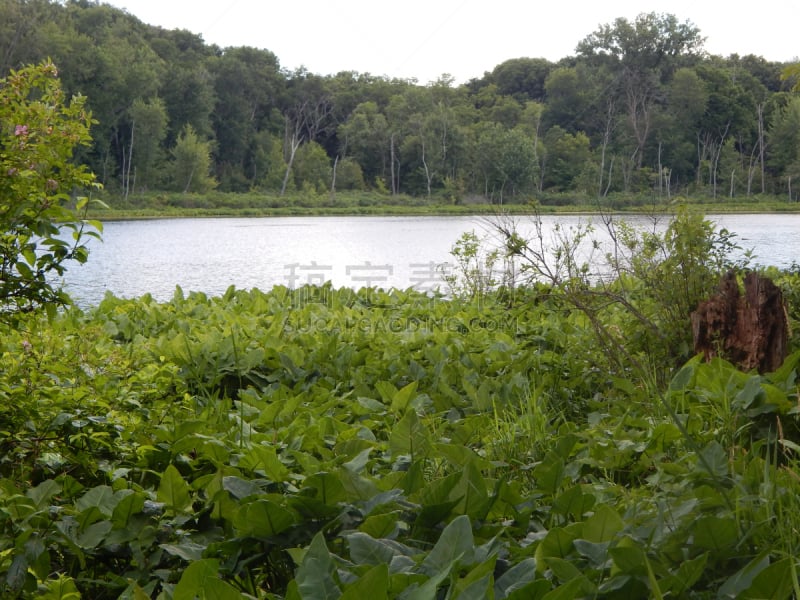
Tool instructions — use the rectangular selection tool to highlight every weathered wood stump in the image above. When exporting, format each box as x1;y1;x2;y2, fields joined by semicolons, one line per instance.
691;271;788;373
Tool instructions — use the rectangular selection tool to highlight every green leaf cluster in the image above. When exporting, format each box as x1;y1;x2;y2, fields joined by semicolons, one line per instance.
1;279;800;597
0;61;102;317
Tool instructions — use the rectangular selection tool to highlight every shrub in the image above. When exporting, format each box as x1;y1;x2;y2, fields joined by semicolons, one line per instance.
0;61;102;317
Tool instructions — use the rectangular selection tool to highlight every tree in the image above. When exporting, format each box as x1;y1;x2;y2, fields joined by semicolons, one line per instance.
125;96;168;195
0;61;101;316
292;141;331;194
781;63;800;92
767;97;800;191
171;124;216;193
576;12;704;75
337;101;388;184
577;13;704;171
210;47;283;191
488;57;553;103
542;126;593;191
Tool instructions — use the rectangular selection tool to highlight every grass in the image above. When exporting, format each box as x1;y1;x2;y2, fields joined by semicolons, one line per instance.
85;190;800;220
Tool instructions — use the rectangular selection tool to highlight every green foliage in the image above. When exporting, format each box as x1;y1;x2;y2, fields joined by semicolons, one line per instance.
0;269;798;597
492;207;751;385
292;141;331;194
0;60;102;317
442;230;503;301
3;1;796;201
171;124;216;193
127;96;168;192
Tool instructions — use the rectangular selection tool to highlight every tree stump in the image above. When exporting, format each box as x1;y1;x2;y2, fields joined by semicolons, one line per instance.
691;271;788;374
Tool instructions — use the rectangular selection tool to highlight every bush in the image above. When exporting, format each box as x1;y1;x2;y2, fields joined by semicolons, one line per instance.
0;61;101;317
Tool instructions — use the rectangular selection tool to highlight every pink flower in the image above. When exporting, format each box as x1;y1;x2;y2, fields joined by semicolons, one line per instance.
14;125;28;136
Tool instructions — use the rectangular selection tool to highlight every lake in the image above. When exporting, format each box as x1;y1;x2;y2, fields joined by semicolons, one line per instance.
62;213;800;307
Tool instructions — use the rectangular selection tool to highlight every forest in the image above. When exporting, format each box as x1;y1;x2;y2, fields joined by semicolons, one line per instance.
2;0;799;204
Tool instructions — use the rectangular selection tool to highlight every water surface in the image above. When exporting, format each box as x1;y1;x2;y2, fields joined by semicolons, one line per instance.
62;214;800;307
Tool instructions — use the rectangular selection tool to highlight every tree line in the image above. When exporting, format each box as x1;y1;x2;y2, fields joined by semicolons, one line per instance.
2;0;798;202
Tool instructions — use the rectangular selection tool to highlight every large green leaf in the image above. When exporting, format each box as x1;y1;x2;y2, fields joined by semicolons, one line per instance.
303;472;348;505
238;444;290;481
111;490;145;529
660;552;707;595
452;460;493;519
552;485;595;521
340;564;389;600
157;465;192;513
582;505;624;544
401;559;457;600
391;381;419;413
420;515;475;576
694;441;729;479
295;532;341;600
494;558;539;599
76;485;117;517
173;559;220;600
533;458;565;495
719;555;762;598
535;527;579;565
738;558;795;599
233;499;296;538
77;520;112;549
26;479;61;509
348;532;416;565
390;409;433;460
692;516;738;552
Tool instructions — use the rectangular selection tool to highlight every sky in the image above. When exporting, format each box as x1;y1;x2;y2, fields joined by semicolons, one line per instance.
108;0;798;84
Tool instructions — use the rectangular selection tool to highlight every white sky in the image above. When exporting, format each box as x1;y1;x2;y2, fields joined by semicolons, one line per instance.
109;0;798;84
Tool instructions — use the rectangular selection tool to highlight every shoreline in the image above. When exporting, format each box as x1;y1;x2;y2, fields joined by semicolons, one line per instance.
86;200;800;221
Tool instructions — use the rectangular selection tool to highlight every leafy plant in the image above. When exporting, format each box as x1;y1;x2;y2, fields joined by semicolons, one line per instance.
0;61;103;318
0;276;798;598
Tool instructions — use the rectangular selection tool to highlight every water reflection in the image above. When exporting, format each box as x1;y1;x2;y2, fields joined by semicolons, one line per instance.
62;214;799;307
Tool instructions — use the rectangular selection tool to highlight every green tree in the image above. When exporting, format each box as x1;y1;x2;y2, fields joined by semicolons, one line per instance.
577;13;704;171
488;57;552;103
126;96;168;194
781;63;800;92
333;157;365;191
542;66;592;134
338;101;388;184
292;141;331;193
0;61;101;316
148;28;216;142
171;124;216;193
542;126;593;191
210;46;283;191
767;97;800;192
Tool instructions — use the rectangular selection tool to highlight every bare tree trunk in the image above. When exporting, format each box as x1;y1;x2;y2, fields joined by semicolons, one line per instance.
746;142;759;196
125;120;135;201
598;100;615;198
421;138;432;200
709;123;730;199
183;165;196;193
605;158;615;197
330;154;338;199
757;103;766;194
390;133;397;195
657;142;663;196
280;133;301;197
